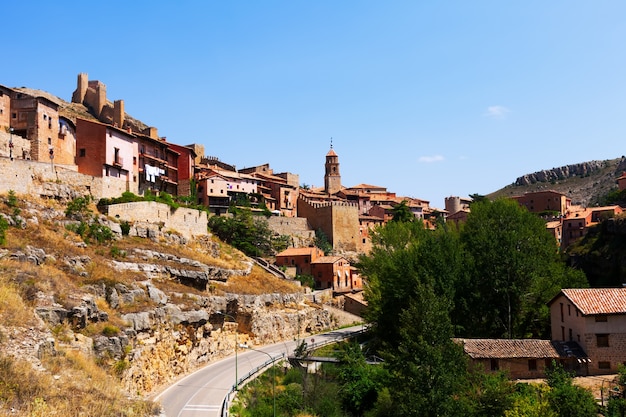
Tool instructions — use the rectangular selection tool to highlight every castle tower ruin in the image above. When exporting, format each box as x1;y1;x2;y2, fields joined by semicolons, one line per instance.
113;100;124;128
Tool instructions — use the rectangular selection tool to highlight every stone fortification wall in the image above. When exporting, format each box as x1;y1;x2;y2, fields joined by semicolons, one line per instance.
267;216;315;247
0;158;130;200
105;201;208;239
297;196;360;252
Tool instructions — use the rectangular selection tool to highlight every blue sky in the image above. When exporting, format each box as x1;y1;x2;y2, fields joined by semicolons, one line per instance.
4;1;626;207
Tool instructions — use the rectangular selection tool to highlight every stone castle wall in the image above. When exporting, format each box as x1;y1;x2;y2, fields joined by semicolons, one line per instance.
0;157;130;200
297;196;361;252
267;216;315;247
105;201;208;239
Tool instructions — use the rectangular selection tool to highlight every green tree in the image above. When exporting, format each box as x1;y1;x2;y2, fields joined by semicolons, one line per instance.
208;209;273;257
545;363;597;417
0;216;7;245
388;283;470;417
360;220;463;345
456;199;587;338
314;228;333;255
391;200;414;222
333;342;388;416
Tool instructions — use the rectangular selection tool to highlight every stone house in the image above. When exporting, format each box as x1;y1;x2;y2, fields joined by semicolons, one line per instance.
454;338;588;379
275;246;324;276
1;86;78;165
310;256;362;293
548;288;626;375
76;118;139;198
512;190;571;216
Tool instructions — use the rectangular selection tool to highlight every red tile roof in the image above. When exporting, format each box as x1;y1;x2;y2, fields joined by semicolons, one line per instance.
557;288;626;315
275;247;320;257
454;339;561;359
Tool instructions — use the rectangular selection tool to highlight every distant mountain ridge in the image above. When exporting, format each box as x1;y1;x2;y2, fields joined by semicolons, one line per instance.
488;157;626;207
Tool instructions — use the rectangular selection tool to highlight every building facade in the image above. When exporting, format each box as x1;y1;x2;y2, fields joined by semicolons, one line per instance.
549;288;626;375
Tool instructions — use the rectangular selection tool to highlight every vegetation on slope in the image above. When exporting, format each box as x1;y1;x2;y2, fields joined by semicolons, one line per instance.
0;191;301;416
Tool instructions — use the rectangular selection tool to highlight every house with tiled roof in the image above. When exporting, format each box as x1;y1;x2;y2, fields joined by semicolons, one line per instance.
454;338;588;379
561;205;623;248
275;246;324;276
311;256;362;293
548;288;626;374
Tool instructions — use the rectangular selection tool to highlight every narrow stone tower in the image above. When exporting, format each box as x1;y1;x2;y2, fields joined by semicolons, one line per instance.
324;141;341;195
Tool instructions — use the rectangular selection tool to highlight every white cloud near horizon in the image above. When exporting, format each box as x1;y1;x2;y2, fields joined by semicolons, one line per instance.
485;105;510;118
418;155;445;163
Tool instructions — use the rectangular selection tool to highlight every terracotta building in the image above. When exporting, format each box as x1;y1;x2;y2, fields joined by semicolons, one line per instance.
136;129;179;196
561;205;623;249
512;190;571;216
311;256;362;293
548;288;626;375
275;246;324;276
239;163;299;217
75;118;139;198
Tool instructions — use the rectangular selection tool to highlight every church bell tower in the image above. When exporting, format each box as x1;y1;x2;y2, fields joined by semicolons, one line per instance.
324;139;341;195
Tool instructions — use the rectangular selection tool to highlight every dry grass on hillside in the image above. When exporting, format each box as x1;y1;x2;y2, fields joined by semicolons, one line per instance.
0;351;159;417
215;265;303;295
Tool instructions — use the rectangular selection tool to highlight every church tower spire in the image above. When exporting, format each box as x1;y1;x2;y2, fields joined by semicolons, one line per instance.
324;138;341;195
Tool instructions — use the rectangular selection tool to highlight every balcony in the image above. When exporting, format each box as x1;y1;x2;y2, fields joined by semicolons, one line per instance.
113;156;124;168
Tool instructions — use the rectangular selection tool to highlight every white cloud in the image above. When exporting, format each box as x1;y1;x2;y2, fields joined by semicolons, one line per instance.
485;105;510;118
418;155;445;163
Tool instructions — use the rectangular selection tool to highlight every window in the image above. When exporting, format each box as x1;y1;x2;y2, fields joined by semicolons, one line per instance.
569;328;573;341
490;359;499;371
528;359;537;371
560;303;564;322
595;315;608;322
79;148;86;157
48;138;51;145
568;304;571;316
599;361;611;370
597;334;609;347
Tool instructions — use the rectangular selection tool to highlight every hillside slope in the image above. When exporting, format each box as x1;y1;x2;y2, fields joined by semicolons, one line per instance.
487;157;626;206
0;192;341;416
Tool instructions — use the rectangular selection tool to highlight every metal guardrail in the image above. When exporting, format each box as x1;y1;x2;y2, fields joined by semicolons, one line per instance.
220;352;285;417
220;327;369;416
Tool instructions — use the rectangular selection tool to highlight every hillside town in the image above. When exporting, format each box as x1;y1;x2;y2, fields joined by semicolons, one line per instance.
3;73;626;386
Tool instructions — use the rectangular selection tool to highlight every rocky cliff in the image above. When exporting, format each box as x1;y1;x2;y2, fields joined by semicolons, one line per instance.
0;193;350;414
489;157;626;206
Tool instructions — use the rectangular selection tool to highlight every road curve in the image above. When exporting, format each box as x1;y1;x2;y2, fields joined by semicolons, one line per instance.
154;325;365;417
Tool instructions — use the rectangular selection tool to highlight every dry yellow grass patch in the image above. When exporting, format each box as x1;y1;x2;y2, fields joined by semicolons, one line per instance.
216;265;302;295
0;351;159;416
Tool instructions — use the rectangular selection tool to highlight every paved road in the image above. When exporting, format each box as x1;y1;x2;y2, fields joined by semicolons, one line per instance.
154;325;365;417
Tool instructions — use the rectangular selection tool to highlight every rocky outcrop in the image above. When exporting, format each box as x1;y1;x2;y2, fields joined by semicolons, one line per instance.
515;160;608;186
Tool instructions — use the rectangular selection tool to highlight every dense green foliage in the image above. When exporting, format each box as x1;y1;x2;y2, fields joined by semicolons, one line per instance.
545;364;598;417
352;198;590;416
64;196;115;245
456;199;587;338
208;208;276;257
0;216;7;245
314;228;333;255
566;218;626;287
